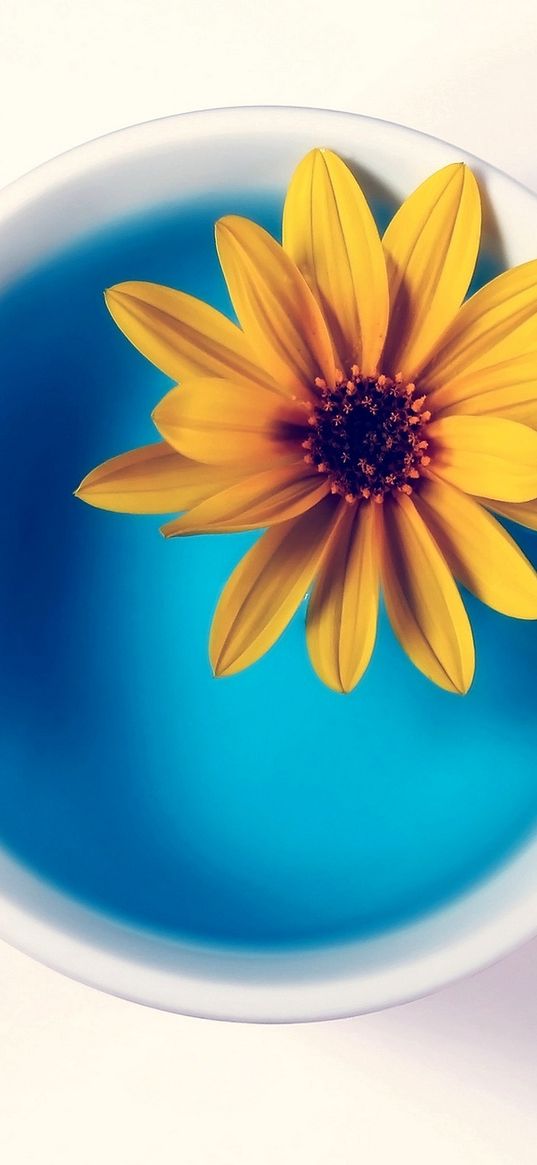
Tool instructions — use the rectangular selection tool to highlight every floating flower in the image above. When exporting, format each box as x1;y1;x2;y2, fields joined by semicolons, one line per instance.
76;150;537;693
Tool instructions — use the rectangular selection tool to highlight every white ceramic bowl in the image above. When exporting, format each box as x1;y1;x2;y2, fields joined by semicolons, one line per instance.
1;106;536;1023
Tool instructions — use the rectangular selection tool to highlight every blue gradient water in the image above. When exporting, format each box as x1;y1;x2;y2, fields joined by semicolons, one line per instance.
0;191;536;949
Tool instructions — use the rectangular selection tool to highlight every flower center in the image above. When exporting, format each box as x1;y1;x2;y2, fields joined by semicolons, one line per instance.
302;367;432;503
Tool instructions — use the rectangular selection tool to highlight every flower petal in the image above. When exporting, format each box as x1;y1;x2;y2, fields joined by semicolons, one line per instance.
161;462;329;536
282;148;389;375
306;499;380;693
428;353;537;427
414;477;537;619
210;496;339;678
74;442;234;514
105;281;277;391
429;415;537;501
420;258;537;390
382;164;481;379
215;215;336;396
152;377;306;465
380;493;475;694
484;496;537;532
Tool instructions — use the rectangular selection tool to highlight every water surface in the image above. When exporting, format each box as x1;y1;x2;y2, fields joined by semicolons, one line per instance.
0;192;536;948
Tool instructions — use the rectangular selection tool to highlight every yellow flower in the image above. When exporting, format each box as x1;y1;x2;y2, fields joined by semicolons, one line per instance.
76;149;537;694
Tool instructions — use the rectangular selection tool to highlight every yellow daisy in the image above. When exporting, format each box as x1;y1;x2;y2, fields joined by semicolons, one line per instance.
76;149;537;694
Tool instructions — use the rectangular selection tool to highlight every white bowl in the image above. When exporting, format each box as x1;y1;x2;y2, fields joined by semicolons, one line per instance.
1;106;536;1023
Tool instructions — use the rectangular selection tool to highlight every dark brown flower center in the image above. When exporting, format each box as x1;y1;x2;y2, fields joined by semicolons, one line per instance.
302;367;432;502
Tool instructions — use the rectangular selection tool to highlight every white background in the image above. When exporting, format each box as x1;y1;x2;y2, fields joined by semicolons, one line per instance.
1;0;537;1161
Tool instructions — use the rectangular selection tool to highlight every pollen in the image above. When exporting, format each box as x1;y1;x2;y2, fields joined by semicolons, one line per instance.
303;369;433;502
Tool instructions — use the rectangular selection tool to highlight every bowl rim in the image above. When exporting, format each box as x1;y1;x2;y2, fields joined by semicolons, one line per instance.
1;104;536;1023
2;101;537;205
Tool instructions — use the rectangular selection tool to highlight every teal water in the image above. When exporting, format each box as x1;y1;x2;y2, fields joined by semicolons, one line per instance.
0;191;536;949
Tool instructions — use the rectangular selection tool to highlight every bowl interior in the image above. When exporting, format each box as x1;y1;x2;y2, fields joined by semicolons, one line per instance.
0;107;536;1020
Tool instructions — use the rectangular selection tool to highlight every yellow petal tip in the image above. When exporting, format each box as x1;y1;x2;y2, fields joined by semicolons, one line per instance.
453;670;474;696
103;285;128;318
73;476;90;500
215;215;234;236
104;283;136;310
210;643;243;679
215;214;253;242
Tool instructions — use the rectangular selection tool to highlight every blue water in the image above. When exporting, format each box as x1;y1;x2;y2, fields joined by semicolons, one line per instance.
0;191;536;950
